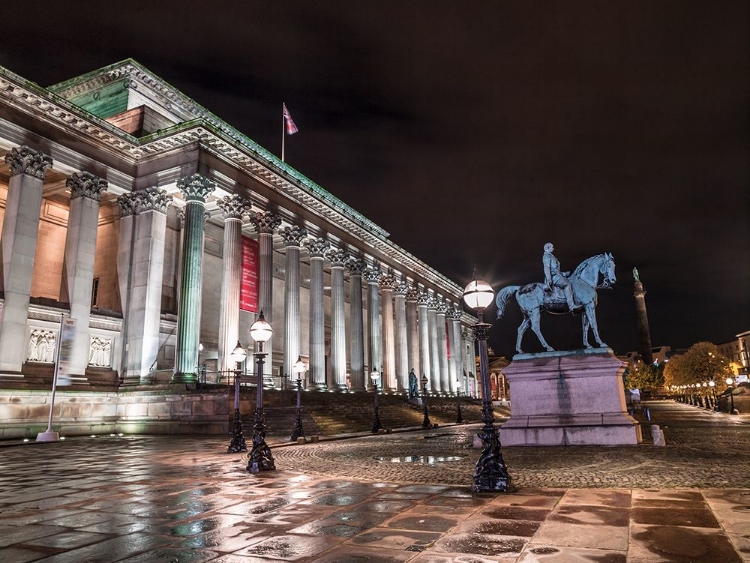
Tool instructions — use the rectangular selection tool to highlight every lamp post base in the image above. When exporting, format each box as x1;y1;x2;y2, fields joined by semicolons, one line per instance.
472;422;512;493
227;409;247;453
456;399;463;424
371;406;382;434
247;411;275;473
290;410;305;442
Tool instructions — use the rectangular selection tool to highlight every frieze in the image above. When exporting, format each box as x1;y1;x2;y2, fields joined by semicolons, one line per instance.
4;145;53;179
280;225;307;247
218;194;251;220
325;248;349;267
67;171;108;202
251;211;281;234
27;309;64;323
303;238;330;258
177;174;216;202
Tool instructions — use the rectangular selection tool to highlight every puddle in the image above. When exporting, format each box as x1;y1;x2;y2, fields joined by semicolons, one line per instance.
373;456;463;464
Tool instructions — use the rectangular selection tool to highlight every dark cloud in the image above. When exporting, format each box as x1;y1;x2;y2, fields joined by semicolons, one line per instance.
1;0;747;357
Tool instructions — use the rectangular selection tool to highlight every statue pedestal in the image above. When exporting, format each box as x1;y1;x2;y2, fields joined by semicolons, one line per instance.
499;349;642;446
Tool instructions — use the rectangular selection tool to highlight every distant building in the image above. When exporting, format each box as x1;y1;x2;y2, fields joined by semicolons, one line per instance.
716;330;750;376
627;346;671;367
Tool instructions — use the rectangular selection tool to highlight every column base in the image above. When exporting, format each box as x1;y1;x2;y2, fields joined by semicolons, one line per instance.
171;372;199;384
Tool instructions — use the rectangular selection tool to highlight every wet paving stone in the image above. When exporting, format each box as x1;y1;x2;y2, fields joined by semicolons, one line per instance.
433;532;527;557
534;521;630;551
482;506;552;521
117;547;220;563
0;546;49;563
457;517;542;537
384;514;459;532
549;504;630;527
629;523;743;562
314;544;415;562
18;530;111;550
233;534;340;560
348;528;442;550
631;507;720;528
518;545;627;562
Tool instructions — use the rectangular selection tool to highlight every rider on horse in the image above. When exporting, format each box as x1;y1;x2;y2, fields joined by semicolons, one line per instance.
542;242;577;312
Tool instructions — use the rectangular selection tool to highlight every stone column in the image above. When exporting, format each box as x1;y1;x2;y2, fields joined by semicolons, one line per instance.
364;265;381;387
346;257;366;392
449;306;464;393
436;298;450;394
280;225;307;383
417;291;431;389
0;146;52;374
173;174;215;383
118;187;172;384
464;329;476;397
302;238;329;390
250;211;281;383
60;172;108;379
406;286;420;377
633;272;654;365
217;195;250;373
394;280;409;392
326;248;349;391
379;271;397;392
427;294;441;393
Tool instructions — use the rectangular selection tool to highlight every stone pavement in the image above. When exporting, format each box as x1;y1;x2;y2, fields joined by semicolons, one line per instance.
0;401;747;562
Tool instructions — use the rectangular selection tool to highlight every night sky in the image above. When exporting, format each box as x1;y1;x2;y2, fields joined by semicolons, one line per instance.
2;1;748;358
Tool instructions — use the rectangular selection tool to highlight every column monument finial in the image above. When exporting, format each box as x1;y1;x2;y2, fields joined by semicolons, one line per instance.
5;145;52;179
177;173;216;202
67;172;108;202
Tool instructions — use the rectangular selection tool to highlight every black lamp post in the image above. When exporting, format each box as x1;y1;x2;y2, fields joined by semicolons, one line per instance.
709;380;718;411
421;374;432;429
227;341;248;453
463;278;512;493
371;368;382;434
247;311;276;473
726;377;736;415
290;356;306;442
455;378;463;424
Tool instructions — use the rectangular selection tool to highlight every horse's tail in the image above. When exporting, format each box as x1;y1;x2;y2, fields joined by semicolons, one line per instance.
495;286;521;320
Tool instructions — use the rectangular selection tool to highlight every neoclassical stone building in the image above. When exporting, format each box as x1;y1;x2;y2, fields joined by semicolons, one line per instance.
0;59;477;403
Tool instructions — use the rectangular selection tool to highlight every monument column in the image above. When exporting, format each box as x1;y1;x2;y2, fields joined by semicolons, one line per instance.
406;286;421;379
364;265;381;387
60;172;108;379
394;280;409;392
379;271;397;392
436;298;450;393
250;211;281;383
417;291;431;389
173;174;215;383
302;238;329;390
118;188;172;384
217;195;250;373
346;257;366;392
280;225;307;382
0;146;52;374
326;248;349;391
633;269;653;365
427;294;441;393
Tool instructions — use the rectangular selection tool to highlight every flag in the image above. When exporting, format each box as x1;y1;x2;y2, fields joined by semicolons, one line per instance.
283;103;298;135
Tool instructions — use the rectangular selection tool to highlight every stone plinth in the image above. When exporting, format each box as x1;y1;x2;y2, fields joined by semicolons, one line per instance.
500;349;642;446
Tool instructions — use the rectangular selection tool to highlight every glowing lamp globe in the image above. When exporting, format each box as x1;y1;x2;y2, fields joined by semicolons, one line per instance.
293;356;306;375
229;341;247;364
249;311;273;343
370;369;380;384
463;279;494;311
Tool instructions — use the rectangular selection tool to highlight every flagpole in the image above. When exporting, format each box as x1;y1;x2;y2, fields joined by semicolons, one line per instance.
281;103;285;162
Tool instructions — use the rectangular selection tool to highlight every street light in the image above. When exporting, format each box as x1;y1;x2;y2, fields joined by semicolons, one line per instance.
455;378;463;424
247;311;276;473
421;374;432;429
726;377;736;415
463;277;511;493
227;341;247;453
709;380;718;411
371;368;382;433
290;356;306;442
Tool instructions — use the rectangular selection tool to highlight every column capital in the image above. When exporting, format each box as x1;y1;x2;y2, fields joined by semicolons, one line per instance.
378;272;397;291
436;298;449;315
5;145;53;179
177;174;216;202
303;237;330;258
406;286;421;302
280;225;308;248
325;248;349;267
135;187;173;214
395;280;409;296
252;211;282;234
116;192;138;218
447;305;462;320
218;194;251;220
427;295;439;310
346;257;367;276
416;291;431;307
363;266;381;284
67;172;108;202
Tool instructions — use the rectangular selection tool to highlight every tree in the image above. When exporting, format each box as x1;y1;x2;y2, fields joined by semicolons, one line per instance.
663;342;733;391
626;362;664;390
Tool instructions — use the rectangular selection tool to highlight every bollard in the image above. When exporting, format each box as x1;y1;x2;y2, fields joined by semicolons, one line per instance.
297;437;306;445
651;424;666;447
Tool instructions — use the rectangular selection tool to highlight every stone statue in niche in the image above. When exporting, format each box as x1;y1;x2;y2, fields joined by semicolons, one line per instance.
88;336;112;367
27;329;57;363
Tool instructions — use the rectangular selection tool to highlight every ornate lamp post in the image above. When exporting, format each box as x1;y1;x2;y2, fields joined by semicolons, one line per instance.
247;311;276;473
726;377;736;415
227;341;248;453
290;356;306;442
421;374;432;429
709;380;718;411
455;378;463;424
463;278;512;493
371;368;382;434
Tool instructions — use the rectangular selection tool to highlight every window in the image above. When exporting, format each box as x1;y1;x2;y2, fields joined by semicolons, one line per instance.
91;278;99;307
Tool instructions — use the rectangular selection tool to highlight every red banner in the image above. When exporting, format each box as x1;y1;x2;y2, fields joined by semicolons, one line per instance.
240;236;259;312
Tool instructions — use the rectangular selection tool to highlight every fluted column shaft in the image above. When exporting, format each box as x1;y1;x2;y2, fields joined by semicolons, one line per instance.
451;316;464;392
427;299;441;393
304;238;329;390
217;195;248;373
437;303;450;393
406;288;420;378
417;297;430;389
61;173;108;378
327;249;348;391
464;330;476;397
347;259;366;392
394;285;408;392
380;275;396;392
0;147;52;373
252;211;281;383
281;226;306;382
173;174;215;382
365;268;381;387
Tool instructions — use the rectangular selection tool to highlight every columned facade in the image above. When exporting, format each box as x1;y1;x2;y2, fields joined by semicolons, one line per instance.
379;271;397;392
280;225;307;382
303;238;329;390
346;258;366;391
326;248;349;391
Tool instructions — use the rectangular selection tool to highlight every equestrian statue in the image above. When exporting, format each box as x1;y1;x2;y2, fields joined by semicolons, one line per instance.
496;243;617;354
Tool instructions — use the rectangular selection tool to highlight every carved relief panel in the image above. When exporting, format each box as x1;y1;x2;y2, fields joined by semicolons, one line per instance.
27;329;57;363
